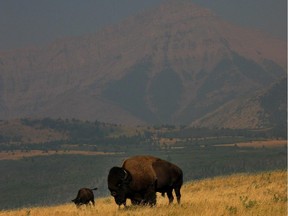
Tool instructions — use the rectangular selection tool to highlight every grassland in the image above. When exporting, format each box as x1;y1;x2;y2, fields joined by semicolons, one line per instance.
1;170;286;216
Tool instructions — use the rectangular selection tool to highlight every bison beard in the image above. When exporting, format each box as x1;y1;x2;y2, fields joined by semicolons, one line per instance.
107;155;183;207
72;187;98;207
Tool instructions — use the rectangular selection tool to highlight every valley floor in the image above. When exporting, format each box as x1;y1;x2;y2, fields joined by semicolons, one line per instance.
1;170;287;216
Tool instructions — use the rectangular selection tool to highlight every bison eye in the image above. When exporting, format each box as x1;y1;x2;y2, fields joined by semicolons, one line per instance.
111;191;117;197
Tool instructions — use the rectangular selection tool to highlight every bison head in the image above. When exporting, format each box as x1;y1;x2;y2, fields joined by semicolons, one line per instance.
108;167;132;206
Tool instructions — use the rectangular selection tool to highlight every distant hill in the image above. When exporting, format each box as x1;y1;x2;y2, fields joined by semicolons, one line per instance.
0;1;286;128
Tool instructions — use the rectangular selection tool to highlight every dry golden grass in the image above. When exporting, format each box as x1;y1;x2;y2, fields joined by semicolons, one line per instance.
1;170;286;216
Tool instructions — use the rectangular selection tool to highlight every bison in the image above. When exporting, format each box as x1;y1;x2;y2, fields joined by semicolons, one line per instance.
72;187;98;207
107;155;183;207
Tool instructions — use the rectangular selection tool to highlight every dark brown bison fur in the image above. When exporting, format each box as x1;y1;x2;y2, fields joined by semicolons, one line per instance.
152;157;183;204
72;187;98;207
107;155;183;207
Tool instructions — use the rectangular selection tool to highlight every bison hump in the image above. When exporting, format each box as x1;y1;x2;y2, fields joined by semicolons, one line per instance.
122;156;157;191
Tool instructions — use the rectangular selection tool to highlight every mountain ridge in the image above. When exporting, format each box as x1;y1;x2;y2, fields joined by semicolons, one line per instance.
0;1;286;128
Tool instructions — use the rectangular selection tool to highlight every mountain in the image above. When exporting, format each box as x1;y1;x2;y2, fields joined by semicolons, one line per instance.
191;77;287;129
0;1;286;128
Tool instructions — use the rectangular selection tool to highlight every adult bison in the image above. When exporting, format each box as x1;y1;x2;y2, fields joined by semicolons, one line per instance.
72;187;98;207
107;155;183;207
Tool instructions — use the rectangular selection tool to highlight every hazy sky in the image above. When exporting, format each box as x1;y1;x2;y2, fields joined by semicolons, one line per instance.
0;0;286;50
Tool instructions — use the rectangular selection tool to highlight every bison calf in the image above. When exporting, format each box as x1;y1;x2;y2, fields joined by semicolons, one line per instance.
72;187;98;207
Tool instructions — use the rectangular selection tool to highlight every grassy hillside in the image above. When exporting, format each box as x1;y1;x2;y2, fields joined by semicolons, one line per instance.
1;170;286;216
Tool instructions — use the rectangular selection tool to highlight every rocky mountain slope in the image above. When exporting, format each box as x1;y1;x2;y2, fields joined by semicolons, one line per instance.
0;1;286;128
191;77;287;129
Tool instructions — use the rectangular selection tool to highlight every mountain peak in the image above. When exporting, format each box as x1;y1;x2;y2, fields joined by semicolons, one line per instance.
142;0;216;25
0;1;286;128
157;0;215;16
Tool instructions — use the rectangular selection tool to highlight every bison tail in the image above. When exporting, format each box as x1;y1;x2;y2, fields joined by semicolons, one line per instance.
92;187;98;191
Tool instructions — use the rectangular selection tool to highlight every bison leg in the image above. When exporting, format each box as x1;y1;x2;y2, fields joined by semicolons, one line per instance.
166;189;174;204
174;187;181;204
119;201;127;209
91;199;95;206
145;190;156;206
148;193;156;206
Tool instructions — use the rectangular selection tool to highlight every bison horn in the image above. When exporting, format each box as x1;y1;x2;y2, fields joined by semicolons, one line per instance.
123;169;128;180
